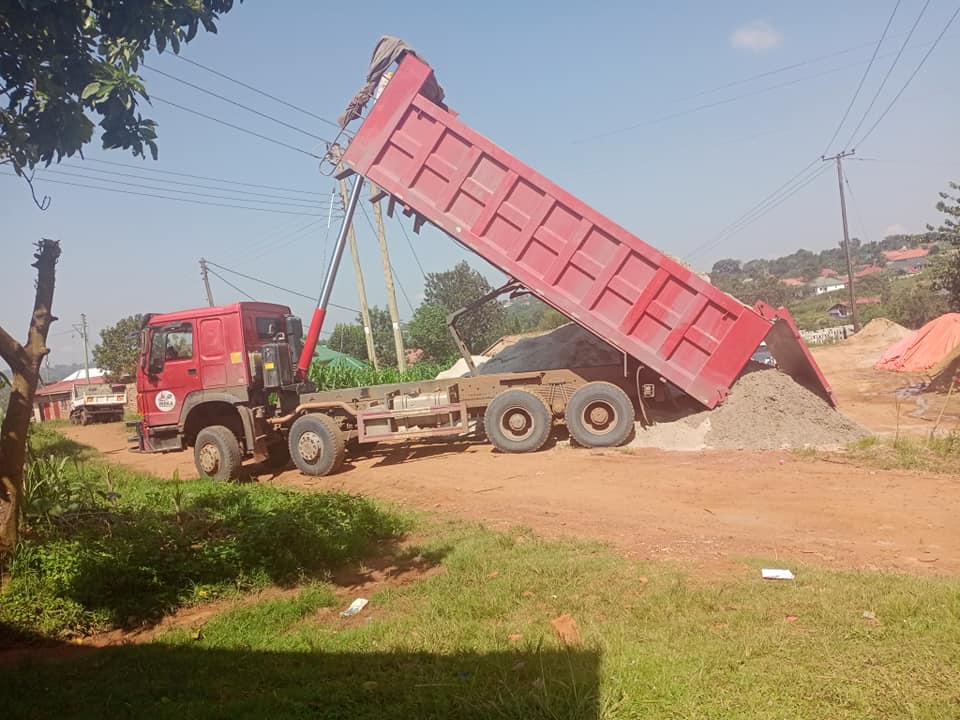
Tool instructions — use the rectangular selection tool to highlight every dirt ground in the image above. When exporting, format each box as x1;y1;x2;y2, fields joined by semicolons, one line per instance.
62;422;958;577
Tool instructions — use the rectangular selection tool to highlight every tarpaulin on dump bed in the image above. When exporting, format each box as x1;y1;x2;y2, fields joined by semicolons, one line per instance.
875;313;960;372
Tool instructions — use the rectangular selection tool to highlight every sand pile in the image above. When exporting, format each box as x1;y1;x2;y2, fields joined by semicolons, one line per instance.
814;318;912;370
478;323;621;374
846;317;912;349
631;365;869;451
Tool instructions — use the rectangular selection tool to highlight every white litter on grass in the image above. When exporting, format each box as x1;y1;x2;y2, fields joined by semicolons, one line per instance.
340;598;369;617
761;568;795;580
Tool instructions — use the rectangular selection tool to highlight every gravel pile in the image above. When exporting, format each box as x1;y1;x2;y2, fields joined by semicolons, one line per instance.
478;323;621;374
632;365;869;451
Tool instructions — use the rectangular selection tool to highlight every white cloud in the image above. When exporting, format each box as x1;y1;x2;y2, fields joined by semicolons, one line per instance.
729;21;783;53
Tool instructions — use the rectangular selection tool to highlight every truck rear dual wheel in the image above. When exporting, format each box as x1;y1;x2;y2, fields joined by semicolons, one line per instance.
194;425;242;481
288;414;345;477
484;389;552;454
565;382;635;448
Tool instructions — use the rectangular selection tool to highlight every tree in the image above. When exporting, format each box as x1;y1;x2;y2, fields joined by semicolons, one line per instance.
0;240;61;555
927;180;960;311
326;323;367;361
883;281;949;329
1;1;238;182
407;304;456;362
710;258;741;276
92;314;143;380
368;306;399;368
422;261;507;353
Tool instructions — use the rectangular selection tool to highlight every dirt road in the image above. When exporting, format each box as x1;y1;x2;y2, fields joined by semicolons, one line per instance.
63;423;958;577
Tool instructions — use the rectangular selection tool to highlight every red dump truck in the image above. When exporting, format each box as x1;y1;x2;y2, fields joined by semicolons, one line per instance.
131;43;833;480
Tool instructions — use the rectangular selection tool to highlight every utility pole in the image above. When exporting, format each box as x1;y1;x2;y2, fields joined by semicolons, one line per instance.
370;183;407;371
74;314;91;382
331;146;379;370
822;150;859;333
200;258;215;307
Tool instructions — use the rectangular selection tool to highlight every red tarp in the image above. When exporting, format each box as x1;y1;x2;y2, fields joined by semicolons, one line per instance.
875;313;960;372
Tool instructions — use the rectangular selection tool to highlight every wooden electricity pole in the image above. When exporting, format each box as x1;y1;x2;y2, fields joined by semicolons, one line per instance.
200;258;215;307
823;150;859;332
370;183;407;371
332;147;378;370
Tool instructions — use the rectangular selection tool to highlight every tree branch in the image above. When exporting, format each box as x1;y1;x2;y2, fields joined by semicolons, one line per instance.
0;325;28;373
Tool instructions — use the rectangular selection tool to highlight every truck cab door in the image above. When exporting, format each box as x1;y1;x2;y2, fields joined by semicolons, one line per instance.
140;322;203;427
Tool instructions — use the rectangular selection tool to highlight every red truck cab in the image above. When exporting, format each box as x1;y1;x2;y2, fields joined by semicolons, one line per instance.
134;302;303;474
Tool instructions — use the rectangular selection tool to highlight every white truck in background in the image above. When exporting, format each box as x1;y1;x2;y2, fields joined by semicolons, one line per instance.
70;383;126;425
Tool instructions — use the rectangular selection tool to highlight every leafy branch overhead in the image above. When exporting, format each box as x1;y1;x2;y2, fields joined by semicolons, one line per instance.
0;0;240;174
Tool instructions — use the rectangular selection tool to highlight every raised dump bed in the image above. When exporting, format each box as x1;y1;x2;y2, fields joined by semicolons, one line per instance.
340;53;833;409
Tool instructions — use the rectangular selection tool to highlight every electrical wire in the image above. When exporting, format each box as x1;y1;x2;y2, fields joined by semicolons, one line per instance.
247;216;344;260
152;95;323;158
143;64;333;143
687;163;832;260
852;3;959;148
206;268;257;301
844;0;932;148
203;260;359;313
392;213;428;280
574;34;951;144
40;166;328;209
357;202;418;315
64;161;332;204
672;28;918;104
172;54;341;129
0;172;326;216
81;157;328;195
842;169;872;245
822;0;901;155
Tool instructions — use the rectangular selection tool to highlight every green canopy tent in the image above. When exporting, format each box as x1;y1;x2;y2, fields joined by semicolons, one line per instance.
313;346;369;370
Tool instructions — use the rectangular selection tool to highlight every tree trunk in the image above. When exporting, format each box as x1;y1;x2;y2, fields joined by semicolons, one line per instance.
0;240;61;556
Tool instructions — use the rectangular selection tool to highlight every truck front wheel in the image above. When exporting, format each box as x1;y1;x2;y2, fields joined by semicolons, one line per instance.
565;382;635;448
194;425;242;481
288;414;345;477
484;389;552;453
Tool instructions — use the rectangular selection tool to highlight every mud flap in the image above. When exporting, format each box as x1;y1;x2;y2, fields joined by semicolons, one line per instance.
754;302;836;407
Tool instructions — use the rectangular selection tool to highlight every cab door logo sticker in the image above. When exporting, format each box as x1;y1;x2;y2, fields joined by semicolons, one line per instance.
156;391;176;412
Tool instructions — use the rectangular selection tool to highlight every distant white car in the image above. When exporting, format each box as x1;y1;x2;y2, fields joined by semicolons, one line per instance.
751;343;777;367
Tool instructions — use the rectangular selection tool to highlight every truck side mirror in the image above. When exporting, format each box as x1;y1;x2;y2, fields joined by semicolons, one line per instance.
285;315;304;361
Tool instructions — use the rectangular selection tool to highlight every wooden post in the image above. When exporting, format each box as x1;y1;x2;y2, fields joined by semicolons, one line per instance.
370;183;407;371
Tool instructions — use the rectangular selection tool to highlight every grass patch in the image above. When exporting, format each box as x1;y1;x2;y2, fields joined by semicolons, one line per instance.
4;520;959;718
0;426;410;637
823;433;960;473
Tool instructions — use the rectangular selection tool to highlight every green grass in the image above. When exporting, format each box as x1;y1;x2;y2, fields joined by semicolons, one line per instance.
4;520;960;718
308;360;449;391
4;429;959;718
822;433;960;473
0;426;410;636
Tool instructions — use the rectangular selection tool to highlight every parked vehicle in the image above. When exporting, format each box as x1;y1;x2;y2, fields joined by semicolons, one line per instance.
70;382;126;425
131;42;833;480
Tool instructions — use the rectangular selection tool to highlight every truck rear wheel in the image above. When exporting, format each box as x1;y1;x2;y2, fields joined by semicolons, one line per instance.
484;389;552;453
194;425;242;481
565;382;635;448
80;409;91;426
289;414;345;477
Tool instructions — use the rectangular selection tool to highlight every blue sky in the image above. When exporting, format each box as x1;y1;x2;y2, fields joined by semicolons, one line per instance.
3;0;959;366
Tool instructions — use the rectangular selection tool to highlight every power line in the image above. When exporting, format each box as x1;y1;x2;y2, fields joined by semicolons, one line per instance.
82;157;328;195
1;172;326;216
206;267;257;301
172;54;341;129
822;0;901;155
42;166;329;209
392;213;428;279
152;95;323;158
574;34;951;144
203;259;359;313
853;3;959;148
247;216;344;260
844;0;932;147
144;64;333;143
357;201;418;315
672;29;917;104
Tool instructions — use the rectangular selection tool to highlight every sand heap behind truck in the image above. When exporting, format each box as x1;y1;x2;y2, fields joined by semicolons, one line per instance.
338;39;834;410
